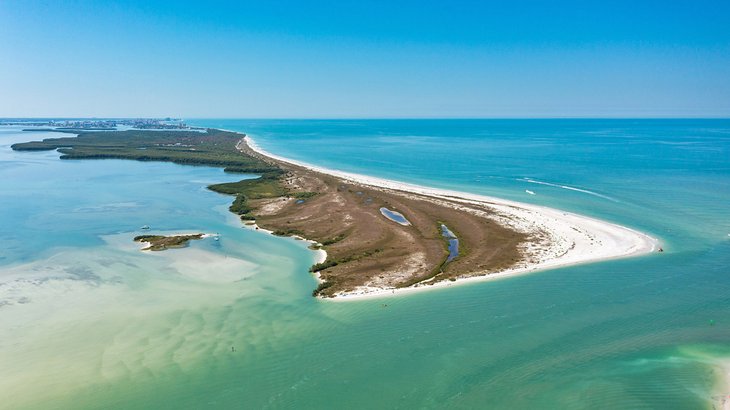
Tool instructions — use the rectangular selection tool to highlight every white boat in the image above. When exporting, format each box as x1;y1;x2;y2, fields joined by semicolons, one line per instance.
525;190;535;195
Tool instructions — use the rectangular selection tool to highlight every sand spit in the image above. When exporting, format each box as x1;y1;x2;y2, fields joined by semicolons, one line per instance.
241;135;658;300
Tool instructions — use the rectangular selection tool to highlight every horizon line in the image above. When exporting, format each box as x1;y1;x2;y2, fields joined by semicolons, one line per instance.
2;116;730;121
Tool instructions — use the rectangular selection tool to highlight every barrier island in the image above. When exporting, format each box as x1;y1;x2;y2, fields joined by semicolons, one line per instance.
13;128;656;299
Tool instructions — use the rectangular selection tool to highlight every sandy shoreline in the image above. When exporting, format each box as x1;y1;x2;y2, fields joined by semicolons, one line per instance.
240;222;328;265
239;134;659;300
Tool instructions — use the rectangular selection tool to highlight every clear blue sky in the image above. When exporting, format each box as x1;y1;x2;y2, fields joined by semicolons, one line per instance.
1;0;728;118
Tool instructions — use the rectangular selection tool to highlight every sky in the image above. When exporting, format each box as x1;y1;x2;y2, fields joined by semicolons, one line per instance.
0;0;729;118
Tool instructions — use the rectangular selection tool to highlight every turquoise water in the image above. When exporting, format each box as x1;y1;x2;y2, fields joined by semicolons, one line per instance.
1;120;729;408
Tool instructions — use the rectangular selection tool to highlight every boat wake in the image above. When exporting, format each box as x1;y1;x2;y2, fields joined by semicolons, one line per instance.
522;178;618;202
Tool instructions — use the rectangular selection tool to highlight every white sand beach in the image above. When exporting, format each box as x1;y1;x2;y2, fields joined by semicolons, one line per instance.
241;135;659;300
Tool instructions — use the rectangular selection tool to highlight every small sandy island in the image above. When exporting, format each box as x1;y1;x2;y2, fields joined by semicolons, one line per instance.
240;135;659;300
134;234;205;251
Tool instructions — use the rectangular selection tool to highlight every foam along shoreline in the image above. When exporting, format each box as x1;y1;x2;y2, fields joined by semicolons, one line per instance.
241;135;659;300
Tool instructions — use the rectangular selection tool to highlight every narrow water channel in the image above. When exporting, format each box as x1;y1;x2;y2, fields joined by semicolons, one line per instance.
440;224;459;263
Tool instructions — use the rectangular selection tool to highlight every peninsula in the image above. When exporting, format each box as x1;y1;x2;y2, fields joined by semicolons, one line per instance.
12;128;657;298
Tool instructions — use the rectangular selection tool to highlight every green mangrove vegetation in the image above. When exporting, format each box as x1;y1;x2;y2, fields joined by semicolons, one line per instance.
133;234;204;251
311;281;334;297
320;233;347;246
12;129;276;172
309;248;383;273
271;228;306;237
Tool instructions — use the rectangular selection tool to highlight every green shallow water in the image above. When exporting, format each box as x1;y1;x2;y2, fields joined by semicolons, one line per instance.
1;120;729;409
